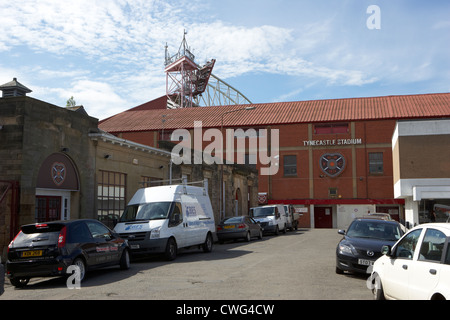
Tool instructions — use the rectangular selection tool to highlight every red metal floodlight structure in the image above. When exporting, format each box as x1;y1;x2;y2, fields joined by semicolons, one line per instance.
165;31;215;109
164;31;251;109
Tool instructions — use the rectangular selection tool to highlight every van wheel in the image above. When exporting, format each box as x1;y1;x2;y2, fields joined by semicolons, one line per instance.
283;224;287;234
274;226;279;235
165;238;177;261
202;233;213;253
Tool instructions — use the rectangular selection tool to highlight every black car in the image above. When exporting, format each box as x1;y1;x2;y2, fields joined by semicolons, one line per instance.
6;219;130;287
217;216;263;243
336;218;404;274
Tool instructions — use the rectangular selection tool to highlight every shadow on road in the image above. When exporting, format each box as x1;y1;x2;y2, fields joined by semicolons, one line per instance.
7;230;310;291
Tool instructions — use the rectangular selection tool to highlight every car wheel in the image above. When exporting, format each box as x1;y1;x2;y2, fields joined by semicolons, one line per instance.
73;258;86;282
203;233;213;252
335;266;344;275
371;273;385;300
258;229;263;240
165;237;177;261
10;277;29;288
245;231;251;242
119;249;130;270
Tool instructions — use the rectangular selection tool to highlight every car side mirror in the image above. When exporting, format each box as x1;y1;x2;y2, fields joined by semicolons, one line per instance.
381;245;392;256
338;229;346;235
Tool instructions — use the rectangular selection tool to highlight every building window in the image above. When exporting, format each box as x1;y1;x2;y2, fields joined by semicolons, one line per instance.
141;176;163;187
283;155;297;176
244;154;257;169
35;196;61;222
369;152;383;174
329;188;338;199
97;170;126;226
314;123;348;134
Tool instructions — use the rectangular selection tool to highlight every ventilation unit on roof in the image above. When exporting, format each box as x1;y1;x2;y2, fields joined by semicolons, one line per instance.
0;78;32;98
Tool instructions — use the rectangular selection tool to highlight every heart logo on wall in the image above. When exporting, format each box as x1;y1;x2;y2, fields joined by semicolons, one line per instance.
319;153;346;178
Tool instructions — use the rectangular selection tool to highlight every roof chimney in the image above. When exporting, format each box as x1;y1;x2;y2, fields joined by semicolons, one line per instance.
0;78;32;98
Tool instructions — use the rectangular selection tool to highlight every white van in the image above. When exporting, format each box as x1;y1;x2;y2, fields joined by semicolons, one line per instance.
114;182;215;260
249;205;287;235
284;204;300;231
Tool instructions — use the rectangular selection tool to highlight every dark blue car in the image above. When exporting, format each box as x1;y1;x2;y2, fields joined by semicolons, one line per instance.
6;219;130;287
336;218;404;274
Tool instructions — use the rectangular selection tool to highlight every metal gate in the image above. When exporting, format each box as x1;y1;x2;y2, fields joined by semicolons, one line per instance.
0;181;20;258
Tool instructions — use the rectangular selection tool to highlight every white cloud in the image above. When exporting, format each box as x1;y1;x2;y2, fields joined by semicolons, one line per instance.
0;0;447;118
32;80;128;119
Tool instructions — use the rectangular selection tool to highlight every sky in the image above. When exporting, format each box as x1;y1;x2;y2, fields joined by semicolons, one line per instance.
0;0;449;120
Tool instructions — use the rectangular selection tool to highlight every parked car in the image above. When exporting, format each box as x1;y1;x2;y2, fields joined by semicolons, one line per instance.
336;218;404;274
363;213;393;221
6;219;130;288
370;223;450;300
217;216;263;243
249;205;287;235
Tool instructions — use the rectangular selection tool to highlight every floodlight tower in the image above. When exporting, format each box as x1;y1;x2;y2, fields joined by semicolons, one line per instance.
164;31;215;108
164;31;252;109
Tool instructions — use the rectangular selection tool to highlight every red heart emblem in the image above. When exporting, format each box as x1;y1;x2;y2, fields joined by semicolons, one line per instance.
319;153;346;177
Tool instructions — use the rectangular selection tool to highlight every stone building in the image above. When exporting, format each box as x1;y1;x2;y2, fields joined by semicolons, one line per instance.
0;79;258;259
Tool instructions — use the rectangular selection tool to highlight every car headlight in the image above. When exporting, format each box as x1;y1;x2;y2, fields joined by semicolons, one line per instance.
338;242;357;256
150;227;161;239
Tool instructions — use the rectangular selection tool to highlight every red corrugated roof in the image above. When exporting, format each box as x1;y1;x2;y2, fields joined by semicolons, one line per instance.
99;93;450;133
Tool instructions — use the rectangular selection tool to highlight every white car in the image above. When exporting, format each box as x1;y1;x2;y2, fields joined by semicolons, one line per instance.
370;223;450;300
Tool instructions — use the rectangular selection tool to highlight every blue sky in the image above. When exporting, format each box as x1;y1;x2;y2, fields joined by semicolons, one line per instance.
0;0;448;120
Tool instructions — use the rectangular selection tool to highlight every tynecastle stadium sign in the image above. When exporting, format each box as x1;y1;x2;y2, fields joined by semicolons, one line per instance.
303;138;363;147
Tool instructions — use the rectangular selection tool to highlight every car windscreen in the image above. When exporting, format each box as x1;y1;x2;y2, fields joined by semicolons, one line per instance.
12;223;65;246
251;207;275;217
120;202;173;222
346;220;402;241
221;217;243;224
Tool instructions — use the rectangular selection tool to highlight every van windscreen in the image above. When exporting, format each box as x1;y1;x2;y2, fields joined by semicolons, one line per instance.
120;202;172;222
251;207;275;217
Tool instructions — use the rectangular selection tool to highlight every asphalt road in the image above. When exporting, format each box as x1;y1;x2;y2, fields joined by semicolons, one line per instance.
0;228;373;300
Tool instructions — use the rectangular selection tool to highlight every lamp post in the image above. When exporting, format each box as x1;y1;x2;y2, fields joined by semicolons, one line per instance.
219;106;256;220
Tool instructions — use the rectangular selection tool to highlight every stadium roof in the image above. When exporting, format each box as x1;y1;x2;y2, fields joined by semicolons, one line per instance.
99;93;450;133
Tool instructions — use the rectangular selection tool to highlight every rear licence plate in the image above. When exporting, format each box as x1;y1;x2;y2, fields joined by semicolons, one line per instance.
21;250;43;258
224;225;235;229
358;259;373;266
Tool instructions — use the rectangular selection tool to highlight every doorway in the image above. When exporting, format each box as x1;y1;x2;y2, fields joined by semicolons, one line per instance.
314;206;333;228
35;196;61;222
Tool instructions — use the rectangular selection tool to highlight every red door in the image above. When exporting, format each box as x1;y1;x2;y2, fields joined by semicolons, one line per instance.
35;196;61;222
314;207;332;228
